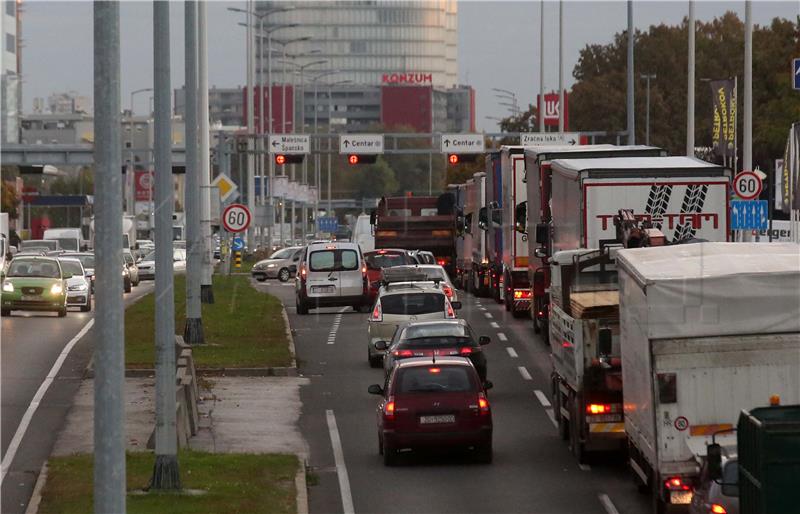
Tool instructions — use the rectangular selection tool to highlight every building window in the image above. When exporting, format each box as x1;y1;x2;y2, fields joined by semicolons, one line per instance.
5;1;13;16
6;33;15;54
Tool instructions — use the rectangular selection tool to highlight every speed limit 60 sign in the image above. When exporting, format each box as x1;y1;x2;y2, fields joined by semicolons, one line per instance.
733;171;763;200
222;203;252;233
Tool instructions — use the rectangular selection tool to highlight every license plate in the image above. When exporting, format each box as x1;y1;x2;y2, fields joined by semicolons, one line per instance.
312;285;335;293
22;295;40;301
670;491;692;505
419;414;455;424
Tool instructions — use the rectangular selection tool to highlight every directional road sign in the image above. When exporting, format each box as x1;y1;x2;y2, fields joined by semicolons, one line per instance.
211;172;238;202
222;203;252;233
794;58;800;90
318;216;338;233
440;133;485;154
339;134;384;154
520;132;582;146
268;134;310;155
731;200;768;231
231;236;244;251
733;171;763;200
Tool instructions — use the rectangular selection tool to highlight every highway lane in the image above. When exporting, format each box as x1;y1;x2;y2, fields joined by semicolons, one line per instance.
265;280;651;514
0;281;154;514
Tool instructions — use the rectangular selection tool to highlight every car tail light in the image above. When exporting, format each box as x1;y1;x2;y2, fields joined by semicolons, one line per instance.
392;349;414;357
459;347;474;355
445;300;456;319
437;258;447;266
361;263;367;275
586;403;612;415
710;505;727;514
513;289;532;300
477;392;490;415
664;476;691;491
383;396;396;421
442;284;454;299
370;301;382;322
300;264;307;279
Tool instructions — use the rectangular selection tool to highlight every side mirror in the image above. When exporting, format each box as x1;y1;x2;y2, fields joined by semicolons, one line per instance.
707;443;723;481
484;380;494;390
369;209;377;226
478;207;488;231
374;340;388;351
598;328;612;356
450;301;462;310
479;335;491;346
535;223;549;245
534;247;548;259
367;384;384;395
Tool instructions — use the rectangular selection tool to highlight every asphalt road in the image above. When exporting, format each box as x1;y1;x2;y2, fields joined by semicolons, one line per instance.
265;281;653;514
0;281;154;514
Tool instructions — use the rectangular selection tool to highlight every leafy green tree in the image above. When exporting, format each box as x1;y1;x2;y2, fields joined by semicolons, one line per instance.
1;180;19;219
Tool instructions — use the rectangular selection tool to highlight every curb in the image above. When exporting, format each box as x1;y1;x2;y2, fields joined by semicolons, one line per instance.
282;305;298;369
24;461;47;514
295;458;309;514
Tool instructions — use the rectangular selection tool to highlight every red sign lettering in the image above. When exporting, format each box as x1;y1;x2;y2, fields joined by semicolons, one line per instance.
381;72;433;85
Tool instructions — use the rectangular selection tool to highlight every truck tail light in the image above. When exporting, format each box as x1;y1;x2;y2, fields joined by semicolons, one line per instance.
664;476;691;491
710;505;727;514
513;289;532;300
586;403;611;415
370;301;383;322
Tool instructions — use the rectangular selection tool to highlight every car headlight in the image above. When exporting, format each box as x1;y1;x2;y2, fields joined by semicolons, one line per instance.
69;283;88;291
2;281;13;293
266;263;276;268
51;283;64;295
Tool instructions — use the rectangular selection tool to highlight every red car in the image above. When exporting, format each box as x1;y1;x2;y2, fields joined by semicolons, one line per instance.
368;357;493;466
363;249;416;304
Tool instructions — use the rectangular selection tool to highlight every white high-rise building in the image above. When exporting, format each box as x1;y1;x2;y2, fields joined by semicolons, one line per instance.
257;1;458;89
2;0;20;143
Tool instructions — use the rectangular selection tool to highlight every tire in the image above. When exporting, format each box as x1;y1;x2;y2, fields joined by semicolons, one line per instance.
80;298;92;312
58;307;67;318
382;443;398;466
569;394;587;464
255;276;267;282
278;268;290;282
533;314;541;334
368;351;382;368
1;309;10;317
296;297;309;315
474;442;493;464
553;379;569;441
124;279;132;293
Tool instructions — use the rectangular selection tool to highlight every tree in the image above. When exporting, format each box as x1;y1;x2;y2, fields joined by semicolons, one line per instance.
1;180;19;219
336;157;399;200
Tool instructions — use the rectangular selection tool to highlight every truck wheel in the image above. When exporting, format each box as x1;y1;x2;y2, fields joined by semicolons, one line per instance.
553;380;569;441
570;397;587;464
533;315;541;333
296;297;309;315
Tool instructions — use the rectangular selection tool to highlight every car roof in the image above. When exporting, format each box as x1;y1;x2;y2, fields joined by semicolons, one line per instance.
396;356;474;369
307;241;359;250
364;248;409;255
11;256;59;263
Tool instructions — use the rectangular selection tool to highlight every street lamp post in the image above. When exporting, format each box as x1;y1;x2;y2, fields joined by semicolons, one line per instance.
641;73;656;146
310;70;341;235
129;87;152;220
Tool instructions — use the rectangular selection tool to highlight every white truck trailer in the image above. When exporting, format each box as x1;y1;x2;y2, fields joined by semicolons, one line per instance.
500;146;530;317
466;172;487;295
617;242;800;510
547;156;732;464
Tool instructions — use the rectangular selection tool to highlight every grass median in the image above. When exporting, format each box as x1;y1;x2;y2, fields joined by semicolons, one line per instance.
125;274;292;369
38;451;298;514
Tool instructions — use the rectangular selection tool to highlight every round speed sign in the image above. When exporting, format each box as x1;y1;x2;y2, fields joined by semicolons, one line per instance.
222;203;252;233
733;171;763;200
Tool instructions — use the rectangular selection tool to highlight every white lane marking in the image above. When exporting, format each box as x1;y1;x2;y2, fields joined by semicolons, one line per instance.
497;332;508;342
579;464;592;472
489;322;499;328
483;312;492;319
545;408;559;429
598;493;620;514
478;306;486;311
326;410;355;514
517;366;532;381
0;319;95;485
534;389;551;408
327;312;344;344
506;347;518;358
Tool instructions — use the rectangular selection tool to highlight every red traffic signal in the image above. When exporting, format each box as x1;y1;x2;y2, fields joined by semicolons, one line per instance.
448;154;459;165
276;154;287;165
447;153;479;165
275;154;304;165
347;154;378;165
348;154;359;165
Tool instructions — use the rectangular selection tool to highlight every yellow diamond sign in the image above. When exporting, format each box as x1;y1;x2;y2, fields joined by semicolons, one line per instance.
211;173;237;202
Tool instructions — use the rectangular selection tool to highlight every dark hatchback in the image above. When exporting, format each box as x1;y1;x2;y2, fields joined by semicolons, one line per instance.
378;319;490;383
369;357;493;466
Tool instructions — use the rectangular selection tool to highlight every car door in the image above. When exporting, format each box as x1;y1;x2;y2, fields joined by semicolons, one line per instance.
337;248;363;298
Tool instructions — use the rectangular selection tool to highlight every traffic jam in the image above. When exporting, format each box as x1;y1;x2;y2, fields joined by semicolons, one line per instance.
250;145;800;514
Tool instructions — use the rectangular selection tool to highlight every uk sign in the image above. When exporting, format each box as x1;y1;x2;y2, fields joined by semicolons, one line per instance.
537;92;569;128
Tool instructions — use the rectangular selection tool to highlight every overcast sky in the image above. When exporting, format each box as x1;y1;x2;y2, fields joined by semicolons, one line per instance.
18;0;799;132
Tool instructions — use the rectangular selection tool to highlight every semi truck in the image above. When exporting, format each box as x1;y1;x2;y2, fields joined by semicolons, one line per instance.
465;172;488;295
371;194;458;276
482;151;504;303
545;156;732;465
523;145;666;337
617;242;800;511
449;183;470;289
499;146;531;317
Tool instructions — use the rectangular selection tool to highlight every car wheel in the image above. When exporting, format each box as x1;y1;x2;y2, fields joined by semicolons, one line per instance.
368;351;381;368
278;268;290;282
296;297;309;315
255;276;267;282
474;442;493;464
1;309;10;317
382;443;398;466
378;435;384;455
58;307;67;318
80;298;92;312
124;280;132;293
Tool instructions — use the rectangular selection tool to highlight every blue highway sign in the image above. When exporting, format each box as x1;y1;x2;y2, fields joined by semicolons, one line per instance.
794;58;800;90
731;200;768;231
231;236;244;251
318;217;339;233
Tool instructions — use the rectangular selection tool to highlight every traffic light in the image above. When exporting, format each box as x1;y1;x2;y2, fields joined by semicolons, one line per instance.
347;154;378;165
447;154;479;165
275;154;304;165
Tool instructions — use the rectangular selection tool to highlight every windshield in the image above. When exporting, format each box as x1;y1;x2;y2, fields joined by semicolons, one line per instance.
396;366;474;393
54;238;78;251
7;259;61;278
59;260;83;275
270;248;297;260
381;293;445;315
68;254;95;269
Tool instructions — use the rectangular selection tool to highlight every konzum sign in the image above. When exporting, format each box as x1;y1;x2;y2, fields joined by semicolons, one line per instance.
381;72;433;85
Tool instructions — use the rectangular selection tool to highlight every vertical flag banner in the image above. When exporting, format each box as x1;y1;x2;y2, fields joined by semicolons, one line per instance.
709;79;736;157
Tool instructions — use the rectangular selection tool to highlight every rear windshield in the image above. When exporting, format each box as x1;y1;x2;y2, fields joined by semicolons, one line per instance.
66;254;94;269
381;292;444;315
396;366;474;393
59;260;83;275
365;252;411;269
54;238;78;251
402;323;472;339
309;249;359;272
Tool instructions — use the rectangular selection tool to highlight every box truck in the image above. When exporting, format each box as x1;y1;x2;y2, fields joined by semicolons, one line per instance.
618;243;800;510
499;146;531;317
465;172;487;295
482;151;504;303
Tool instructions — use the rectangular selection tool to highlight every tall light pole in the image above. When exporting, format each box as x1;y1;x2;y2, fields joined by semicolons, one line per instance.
641;73;656;146
558;0;564;134
128;88;152;218
743;0;752;173
686;0;695;156
539;0;545;132
326;79;351;217
626;0;635;145
310;70;341;234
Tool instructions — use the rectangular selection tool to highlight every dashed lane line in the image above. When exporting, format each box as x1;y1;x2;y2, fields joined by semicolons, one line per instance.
517;366;532;381
534;389;551;408
326;410;355;514
326;308;348;344
579;464;592;472
484;312;493;319
490;322;499;328
598;494;620;514
506;347;518;358
497;332;508;342
545;408;559;429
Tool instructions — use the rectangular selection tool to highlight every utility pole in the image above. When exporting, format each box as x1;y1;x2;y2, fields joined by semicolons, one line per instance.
558;0;564;134
245;0;255;252
199;1;213;303
641;74;656;146
183;0;203;345
743;0;752;173
149;0;180;490
539;0;545;132
686;0;695;156
93;2;125;510
626;0;635;145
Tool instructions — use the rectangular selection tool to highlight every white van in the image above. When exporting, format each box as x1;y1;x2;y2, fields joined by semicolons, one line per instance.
43;228;84;252
295;241;368;314
352;214;374;252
